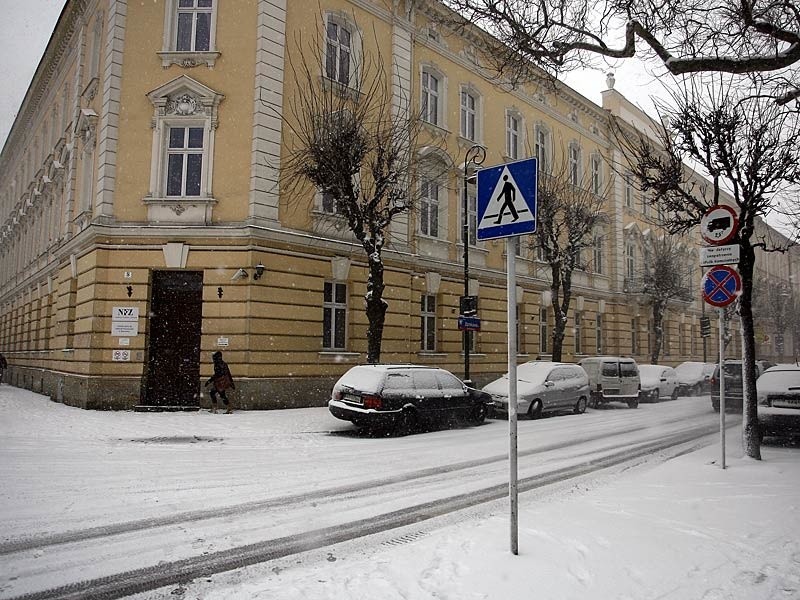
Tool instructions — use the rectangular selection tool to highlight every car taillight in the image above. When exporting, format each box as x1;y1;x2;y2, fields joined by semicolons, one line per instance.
363;394;382;409
710;376;717;386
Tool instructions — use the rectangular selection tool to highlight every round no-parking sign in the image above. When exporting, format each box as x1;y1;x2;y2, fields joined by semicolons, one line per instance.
702;265;742;308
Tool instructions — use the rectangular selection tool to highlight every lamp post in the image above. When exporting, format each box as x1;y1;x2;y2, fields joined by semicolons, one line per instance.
462;144;486;385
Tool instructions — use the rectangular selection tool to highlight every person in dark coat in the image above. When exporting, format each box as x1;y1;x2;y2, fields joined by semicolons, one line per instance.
0;352;7;384
205;351;235;413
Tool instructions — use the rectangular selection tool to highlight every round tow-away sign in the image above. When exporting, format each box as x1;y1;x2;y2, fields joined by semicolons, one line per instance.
702;265;742;308
700;205;738;245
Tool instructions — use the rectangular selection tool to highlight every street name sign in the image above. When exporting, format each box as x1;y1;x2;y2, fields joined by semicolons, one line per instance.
702;265;742;308
457;316;481;331
476;158;537;241
700;244;740;267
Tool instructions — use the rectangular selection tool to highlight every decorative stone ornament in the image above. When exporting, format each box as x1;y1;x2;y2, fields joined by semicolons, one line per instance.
168;94;198;116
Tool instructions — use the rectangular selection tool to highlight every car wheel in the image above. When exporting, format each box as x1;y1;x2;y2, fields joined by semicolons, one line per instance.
573;396;587;414
627;397;639;409
671;388;679;401
470;403;487;425
692;384;702;396
528;399;543;420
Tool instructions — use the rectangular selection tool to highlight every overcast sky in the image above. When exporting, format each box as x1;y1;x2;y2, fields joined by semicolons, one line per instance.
0;0;66;151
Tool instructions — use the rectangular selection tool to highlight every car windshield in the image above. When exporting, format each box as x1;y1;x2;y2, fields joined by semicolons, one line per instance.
722;363;743;380
620;363;638;377
512;362;551;385
675;362;704;379
638;365;664;381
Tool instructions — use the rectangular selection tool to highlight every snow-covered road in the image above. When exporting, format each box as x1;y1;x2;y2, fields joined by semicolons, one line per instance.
1;386;732;599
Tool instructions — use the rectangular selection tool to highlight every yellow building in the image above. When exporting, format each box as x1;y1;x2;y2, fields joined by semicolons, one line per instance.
1;0;797;409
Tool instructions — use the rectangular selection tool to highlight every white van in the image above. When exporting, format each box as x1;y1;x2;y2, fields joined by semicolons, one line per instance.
578;356;641;409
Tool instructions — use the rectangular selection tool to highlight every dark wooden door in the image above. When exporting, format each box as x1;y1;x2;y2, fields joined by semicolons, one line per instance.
144;271;203;406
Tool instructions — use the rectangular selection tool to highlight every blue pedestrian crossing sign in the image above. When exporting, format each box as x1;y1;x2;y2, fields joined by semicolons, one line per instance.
476;158;537;241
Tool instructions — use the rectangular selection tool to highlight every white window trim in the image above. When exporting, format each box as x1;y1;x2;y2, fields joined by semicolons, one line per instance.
159;0;221;68
420;64;447;130
145;76;223;222
568;142;582;186
322;12;363;90
323;281;348;351
459;84;482;143
534;123;552;174
421;294;437;352
418;175;443;239
505;109;524;160
590;153;602;195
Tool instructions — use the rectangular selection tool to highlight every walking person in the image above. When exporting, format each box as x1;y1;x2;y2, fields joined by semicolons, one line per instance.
205;351;235;413
494;175;519;224
0;352;7;384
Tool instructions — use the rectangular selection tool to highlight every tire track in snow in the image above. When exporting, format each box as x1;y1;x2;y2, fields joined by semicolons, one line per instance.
5;422;722;600
0;422;655;555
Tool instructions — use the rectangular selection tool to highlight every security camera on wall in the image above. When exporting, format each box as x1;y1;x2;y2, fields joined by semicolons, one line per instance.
231;268;249;281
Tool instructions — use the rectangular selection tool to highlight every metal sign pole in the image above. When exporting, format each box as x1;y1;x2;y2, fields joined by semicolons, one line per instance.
507;240;519;555
719;307;726;470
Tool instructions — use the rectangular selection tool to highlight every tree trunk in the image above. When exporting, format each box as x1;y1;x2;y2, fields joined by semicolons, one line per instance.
650;301;665;364
738;240;761;460
550;276;571;363
364;249;387;364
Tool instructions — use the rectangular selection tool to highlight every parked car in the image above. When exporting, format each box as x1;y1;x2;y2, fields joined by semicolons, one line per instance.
578;356;641;408
757;364;800;441
328;364;491;432
711;359;777;412
482;361;590;419
674;361;717;396
638;365;680;402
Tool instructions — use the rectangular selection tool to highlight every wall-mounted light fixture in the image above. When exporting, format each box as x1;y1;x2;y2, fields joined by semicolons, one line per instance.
253;262;265;280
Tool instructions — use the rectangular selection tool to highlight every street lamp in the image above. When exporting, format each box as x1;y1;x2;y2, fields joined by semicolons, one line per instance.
462;144;486;385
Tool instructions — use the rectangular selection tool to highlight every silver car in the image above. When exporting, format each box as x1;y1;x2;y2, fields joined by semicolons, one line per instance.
483;361;591;419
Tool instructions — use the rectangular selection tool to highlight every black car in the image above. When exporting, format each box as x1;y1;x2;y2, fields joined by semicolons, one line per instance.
328;364;490;432
711;359;777;412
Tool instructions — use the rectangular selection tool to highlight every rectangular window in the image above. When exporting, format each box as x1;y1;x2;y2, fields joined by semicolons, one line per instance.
540;307;548;354
593;234;604;275
421;72;439;126
420;178;439;237
514;236;524;257
176;0;212;52
516;305;523;355
506;113;519;159
568;144;580;186
664;320;670;355
574;312;582;355
326;21;351;85
166;126;204;197
595;314;603;354
631;317;639;355
466;186;477;246
321;191;339;215
625;172;634;208
626;243;636;280
323;281;347;350
591;155;601;194
421;294;436;351
534;127;549;173
460;90;476;140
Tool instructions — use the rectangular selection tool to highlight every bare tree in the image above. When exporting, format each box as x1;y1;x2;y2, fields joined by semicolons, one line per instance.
440;0;800;104
278;27;440;363
531;151;608;362
613;76;800;459
635;234;694;364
